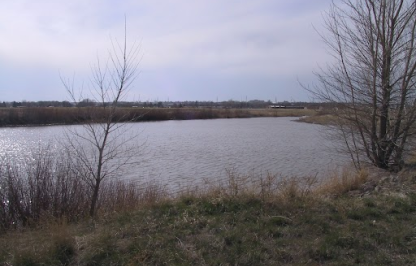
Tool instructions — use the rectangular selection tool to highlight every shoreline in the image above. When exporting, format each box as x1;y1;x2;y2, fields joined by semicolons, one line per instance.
0;107;317;127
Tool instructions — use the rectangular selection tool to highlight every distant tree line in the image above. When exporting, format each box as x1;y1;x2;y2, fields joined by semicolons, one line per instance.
0;99;330;109
0;101;74;108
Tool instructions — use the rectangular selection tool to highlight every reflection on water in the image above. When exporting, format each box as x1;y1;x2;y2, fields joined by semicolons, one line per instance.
0;127;59;165
0;117;347;191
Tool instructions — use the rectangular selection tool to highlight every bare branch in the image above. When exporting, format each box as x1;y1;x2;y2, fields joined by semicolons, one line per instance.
309;0;416;172
61;19;142;216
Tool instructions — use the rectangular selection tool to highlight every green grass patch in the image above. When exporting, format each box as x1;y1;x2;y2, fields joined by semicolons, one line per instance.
1;191;416;265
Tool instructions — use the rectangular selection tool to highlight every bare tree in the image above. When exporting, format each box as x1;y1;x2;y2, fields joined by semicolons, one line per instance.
309;0;416;171
61;21;141;217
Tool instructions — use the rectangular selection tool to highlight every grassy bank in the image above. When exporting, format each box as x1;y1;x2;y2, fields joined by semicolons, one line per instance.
0;107;316;126
1;167;416;265
296;113;338;125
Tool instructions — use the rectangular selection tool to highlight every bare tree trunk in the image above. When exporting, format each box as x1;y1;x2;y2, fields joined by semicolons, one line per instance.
89;178;101;217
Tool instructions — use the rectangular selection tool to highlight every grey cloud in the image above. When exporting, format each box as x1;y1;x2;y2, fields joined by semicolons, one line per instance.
0;0;333;101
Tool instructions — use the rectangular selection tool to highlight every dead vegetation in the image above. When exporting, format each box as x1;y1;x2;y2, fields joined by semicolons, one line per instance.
1;161;415;265
0;107;316;126
296;113;338;125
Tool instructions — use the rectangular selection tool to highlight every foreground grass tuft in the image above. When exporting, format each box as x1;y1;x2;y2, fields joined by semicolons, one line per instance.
317;168;369;196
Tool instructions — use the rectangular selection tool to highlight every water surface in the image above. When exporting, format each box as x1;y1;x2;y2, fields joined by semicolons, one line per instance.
0;117;346;191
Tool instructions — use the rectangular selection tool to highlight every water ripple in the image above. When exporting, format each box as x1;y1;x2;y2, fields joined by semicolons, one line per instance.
0;118;348;191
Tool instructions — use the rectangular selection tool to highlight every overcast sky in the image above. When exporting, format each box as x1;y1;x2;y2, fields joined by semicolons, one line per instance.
0;0;333;102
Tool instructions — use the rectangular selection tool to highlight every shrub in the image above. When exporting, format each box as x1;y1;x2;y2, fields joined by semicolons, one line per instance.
0;148;167;230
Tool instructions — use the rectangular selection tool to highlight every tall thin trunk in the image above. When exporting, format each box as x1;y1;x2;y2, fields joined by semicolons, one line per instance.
89;178;101;217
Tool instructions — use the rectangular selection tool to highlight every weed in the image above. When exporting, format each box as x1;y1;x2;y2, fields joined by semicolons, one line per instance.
13;251;40;266
81;233;121;266
267;216;293;227
317;168;369;196
50;238;75;265
48;222;76;265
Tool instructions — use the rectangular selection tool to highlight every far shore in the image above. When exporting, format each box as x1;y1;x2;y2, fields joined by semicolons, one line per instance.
0;107;317;127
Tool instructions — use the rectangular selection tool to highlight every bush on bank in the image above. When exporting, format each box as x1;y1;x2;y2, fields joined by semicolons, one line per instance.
0;151;167;230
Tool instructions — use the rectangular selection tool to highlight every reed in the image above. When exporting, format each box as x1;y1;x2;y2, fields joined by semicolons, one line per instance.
0;107;316;126
316;168;369;196
296;113;339;125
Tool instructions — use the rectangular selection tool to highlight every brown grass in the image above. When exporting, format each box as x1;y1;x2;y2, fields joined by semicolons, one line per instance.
296;114;338;125
316;168;369;196
98;180;169;213
196;167;371;201
0;107;317;126
0;150;168;230
0;218;76;265
1;166;415;265
196;169;320;203
1;165;415;265
249;108;317;118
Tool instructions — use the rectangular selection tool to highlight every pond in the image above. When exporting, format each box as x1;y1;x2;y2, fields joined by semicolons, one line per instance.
0;117;347;192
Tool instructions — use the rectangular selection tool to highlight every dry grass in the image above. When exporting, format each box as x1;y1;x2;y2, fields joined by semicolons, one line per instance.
297;114;339;125
0;219;76;266
98;180;169;213
1;166;416;265
1;167;415;265
198;169;318;202
198;168;369;202
316;168;369;196
0;107;316;126
0;151;168;230
249;108;317;118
